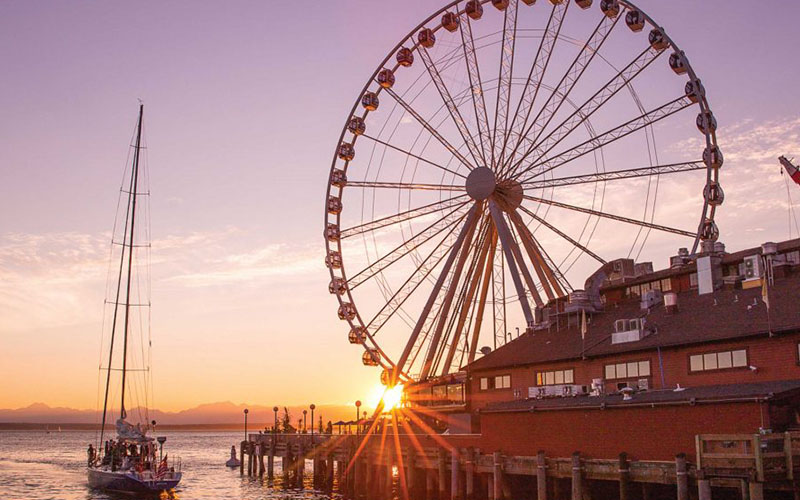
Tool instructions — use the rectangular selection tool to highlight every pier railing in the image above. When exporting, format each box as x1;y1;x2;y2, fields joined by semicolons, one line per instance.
696;431;800;481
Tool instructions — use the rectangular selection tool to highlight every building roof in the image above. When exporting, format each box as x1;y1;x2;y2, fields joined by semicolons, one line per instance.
480;379;800;413
468;272;800;372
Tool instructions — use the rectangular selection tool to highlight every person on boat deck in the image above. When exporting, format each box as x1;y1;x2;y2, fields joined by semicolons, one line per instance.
87;444;95;466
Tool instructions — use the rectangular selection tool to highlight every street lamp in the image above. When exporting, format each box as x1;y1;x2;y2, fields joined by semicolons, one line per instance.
310;404;316;443
303;410;307;434
273;406;279;433
355;400;362;435
243;408;249;444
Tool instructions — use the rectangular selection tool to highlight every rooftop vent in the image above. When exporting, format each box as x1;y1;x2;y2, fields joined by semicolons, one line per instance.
670;248;691;268
664;292;678;314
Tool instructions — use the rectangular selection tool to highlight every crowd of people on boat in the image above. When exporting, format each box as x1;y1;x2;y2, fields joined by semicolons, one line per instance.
87;439;167;475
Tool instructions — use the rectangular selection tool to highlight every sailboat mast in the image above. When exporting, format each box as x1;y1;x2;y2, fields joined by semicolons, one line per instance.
98;104;145;446
120;103;144;420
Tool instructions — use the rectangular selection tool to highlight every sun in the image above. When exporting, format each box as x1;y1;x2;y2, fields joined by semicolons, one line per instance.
380;384;404;411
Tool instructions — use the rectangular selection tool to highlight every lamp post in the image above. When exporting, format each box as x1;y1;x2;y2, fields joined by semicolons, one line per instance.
303;410;307;434
310;404;316;443
243;408;249;444
355;400;362;435
273;406;279;433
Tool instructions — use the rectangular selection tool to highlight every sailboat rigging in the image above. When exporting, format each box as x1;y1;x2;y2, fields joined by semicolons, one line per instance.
88;104;181;494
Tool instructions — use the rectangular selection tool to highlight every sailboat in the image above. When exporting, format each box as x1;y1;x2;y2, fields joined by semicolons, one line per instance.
87;104;182;494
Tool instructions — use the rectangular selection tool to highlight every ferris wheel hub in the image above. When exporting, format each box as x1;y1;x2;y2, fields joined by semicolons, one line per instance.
465;166;496;201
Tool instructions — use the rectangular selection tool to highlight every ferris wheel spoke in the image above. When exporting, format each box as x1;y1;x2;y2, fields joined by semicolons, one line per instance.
346;181;464;192
492;0;519;167
518;204;606;265
417;47;484;169
521;161;705;190
528;45;666;167
503;8;621;177
346;201;471;289
522;194;696;238
396;203;481;378
340;195;468;240
500;0;568;172
419;203;482;380
489;201;540;326
361;133;467;179
365;212;465;336
459;11;492;167
517;96;694;183
441;221;493;375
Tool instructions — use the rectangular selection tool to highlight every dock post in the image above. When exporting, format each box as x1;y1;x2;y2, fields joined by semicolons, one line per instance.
571;452;583;500
407;447;417;498
326;452;334;489
247;442;253;476
749;481;764;500
439;448;448;500
537;451;547;500
619;452;630;500
697;479;711;500
676;453;688;500
240;441;246;475
465;448;475;500
452;448;461;500
297;451;305;488
427;466;436;500
493;451;503;500
258;443;265;477
267;441;274;480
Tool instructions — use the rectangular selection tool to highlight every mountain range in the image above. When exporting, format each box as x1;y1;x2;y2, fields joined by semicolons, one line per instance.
0;401;364;427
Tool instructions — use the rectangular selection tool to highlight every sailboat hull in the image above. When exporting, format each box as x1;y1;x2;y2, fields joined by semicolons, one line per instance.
88;467;181;494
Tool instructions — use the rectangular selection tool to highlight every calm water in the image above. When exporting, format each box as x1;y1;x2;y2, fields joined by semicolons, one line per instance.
0;431;343;500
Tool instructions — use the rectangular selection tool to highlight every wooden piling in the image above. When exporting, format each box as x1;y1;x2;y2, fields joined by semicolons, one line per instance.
618;452;630;500
439;448;448;500
749;481;764;500
465;448;475;500
676;453;688;500
697;479;711;500
537;451;547;500
267;442;274;480
451;448;461;500
247;442;253;476
493;451;502;500
240;441;245;475
296;452;304;488
325;453;334;489
571;452;583;500
258;444;265;477
407;447;417;498
427;466;436;500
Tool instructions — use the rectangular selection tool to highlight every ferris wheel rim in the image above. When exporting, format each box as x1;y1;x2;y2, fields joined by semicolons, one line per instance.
324;0;722;383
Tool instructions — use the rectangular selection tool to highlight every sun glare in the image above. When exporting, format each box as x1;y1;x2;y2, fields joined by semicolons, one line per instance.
381;384;404;411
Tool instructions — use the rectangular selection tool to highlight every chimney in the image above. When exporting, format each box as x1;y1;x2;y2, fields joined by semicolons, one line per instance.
664;292;678;314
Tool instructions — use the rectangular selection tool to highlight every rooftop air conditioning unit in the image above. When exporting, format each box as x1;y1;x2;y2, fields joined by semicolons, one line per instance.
742;255;763;280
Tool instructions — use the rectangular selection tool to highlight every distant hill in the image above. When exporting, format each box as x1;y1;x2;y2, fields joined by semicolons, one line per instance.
0;401;366;428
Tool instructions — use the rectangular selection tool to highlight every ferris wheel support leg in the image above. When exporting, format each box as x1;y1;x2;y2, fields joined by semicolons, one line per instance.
395;203;481;382
509;210;565;299
488;201;537;327
468;229;497;365
420;205;482;380
442;223;494;375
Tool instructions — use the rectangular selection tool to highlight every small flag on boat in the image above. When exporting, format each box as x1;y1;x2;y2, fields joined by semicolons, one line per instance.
780;156;800;186
156;455;169;478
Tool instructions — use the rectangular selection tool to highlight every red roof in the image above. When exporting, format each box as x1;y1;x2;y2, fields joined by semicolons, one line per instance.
468;272;800;372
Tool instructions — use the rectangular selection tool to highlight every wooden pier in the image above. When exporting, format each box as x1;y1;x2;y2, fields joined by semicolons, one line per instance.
238;430;800;499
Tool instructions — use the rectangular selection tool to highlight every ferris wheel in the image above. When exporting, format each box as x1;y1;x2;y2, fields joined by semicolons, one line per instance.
324;0;722;384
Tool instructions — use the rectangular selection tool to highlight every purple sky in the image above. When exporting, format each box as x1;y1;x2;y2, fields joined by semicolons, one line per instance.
1;0;799;411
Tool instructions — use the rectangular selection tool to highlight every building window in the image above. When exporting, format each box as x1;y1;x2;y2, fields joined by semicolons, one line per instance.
689;273;698;288
446;384;464;403
689;349;748;372
605;360;651;380
536;369;574;386
661;278;672;292
480;377;489;391
494;375;511;389
614;319;642;332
